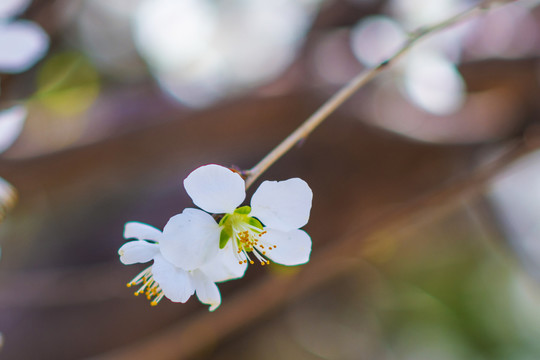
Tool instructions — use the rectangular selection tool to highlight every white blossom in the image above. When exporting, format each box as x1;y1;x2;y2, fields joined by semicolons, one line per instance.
184;164;313;267
120;164;313;309
118;210;246;310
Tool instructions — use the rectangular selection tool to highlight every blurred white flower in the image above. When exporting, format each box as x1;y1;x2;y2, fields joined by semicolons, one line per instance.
489;150;540;278
184;164;313;267
72;0;145;78
350;3;467;116
0;0;49;74
464;2;539;60
389;0;470;30
132;0;319;106
403;51;465;115
0;105;26;153
350;16;407;67
0;0;48;166
0;0;31;23
119;217;246;310
0;105;26;228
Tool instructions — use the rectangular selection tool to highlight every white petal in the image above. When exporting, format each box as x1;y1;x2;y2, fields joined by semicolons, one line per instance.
191;269;221;311
118;240;159;265
160;208;220;271
0;21;49;73
0;105;26;153
184;164;246;214
124;221;162;242
259;229;312;266
0;0;31;19
251;178;313;232
152;254;194;303
199;241;248;283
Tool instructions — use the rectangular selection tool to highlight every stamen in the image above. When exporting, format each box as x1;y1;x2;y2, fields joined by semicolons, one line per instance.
151;292;165;306
127;266;164;306
229;216;275;267
241;249;255;265
252;249;267;265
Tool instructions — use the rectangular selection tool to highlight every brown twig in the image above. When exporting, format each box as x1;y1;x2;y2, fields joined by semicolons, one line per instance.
244;0;515;189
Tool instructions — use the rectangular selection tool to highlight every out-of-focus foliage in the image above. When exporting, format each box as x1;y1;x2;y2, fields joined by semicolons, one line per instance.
35;52;100;116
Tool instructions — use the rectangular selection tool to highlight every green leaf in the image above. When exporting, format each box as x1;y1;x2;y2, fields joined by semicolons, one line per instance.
248;217;264;230
220;228;232;249
234;206;251;215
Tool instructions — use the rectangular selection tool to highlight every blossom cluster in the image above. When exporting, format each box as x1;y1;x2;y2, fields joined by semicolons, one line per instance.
118;164;313;310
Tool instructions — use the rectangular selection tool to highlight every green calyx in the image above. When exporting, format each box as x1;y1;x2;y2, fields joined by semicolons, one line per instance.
219;227;231;249
234;206;251;215
218;206;264;249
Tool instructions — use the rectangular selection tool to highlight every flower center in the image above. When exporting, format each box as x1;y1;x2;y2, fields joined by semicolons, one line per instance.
220;207;277;266
126;266;164;306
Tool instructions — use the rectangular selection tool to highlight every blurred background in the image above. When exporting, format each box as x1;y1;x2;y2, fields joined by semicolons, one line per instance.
1;0;540;359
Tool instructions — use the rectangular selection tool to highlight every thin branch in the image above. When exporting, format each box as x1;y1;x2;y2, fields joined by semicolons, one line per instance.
244;0;514;189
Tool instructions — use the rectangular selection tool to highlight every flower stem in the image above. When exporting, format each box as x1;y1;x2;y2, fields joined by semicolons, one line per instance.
244;0;515;189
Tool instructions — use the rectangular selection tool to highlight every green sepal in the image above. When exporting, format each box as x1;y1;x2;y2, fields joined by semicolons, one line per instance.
234;206;251;215
248;217;264;230
218;214;230;226
219;228;232;249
